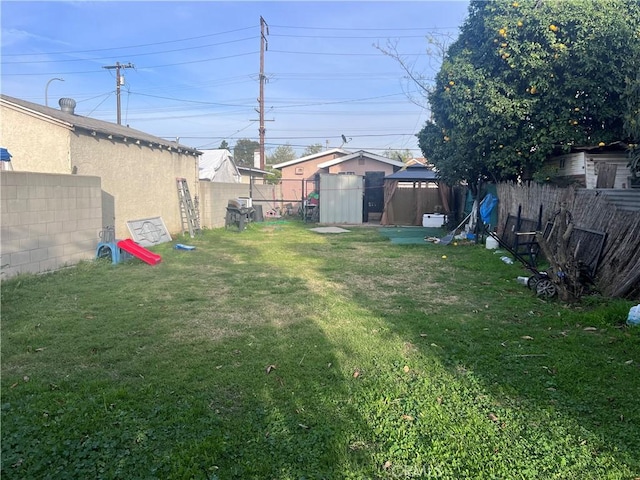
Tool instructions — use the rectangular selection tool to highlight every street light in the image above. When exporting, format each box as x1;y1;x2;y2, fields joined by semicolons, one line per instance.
45;77;64;107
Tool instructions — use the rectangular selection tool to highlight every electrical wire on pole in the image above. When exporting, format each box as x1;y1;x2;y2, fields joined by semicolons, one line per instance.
103;62;135;125
259;16;268;170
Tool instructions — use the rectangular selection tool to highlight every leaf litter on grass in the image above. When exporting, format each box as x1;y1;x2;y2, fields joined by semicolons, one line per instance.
1;224;639;479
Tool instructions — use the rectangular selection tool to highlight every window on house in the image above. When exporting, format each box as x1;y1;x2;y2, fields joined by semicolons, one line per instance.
295;167;304;175
338;171;355;175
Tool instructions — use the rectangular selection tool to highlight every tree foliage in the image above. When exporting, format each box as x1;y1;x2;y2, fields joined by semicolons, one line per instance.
623;71;640;181
418;0;640;186
219;140;229;150
302;143;324;156
382;148;414;162
267;144;297;165
233;138;260;167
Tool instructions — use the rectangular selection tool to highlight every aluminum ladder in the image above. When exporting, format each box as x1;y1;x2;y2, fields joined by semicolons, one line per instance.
176;178;201;237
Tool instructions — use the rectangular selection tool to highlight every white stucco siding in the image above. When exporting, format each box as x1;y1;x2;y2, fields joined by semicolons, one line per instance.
327;158;394;176
0;105;72;174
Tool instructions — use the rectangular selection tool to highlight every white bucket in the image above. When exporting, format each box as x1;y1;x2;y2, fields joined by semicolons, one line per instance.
485;236;499;250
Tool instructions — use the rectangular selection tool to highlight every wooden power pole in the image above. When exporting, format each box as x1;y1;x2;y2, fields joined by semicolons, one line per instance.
258;16;269;170
103;62;134;125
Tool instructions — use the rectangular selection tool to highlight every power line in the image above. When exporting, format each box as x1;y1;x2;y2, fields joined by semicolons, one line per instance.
2;51;259;76
269;24;460;31
270;49;426;57
2;26;257;57
269;92;406;109
176;133;420;140
102;62;135;125
270;33;436;39
2;37;257;65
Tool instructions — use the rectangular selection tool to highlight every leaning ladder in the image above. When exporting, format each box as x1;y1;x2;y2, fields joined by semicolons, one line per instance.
176;178;201;237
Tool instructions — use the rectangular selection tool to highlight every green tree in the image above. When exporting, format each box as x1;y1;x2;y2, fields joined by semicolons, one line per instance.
266;144;297;166
302;143;324;156
219;140;229;150
382;148;414;163
623;72;640;183
263;166;282;185
417;0;640;186
233;138;260;167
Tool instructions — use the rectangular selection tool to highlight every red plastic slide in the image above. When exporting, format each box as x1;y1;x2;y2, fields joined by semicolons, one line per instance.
117;239;162;265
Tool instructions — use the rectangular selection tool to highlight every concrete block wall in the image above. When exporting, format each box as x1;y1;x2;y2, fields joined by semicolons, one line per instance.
198;182;279;228
1;171;103;279
199;181;250;228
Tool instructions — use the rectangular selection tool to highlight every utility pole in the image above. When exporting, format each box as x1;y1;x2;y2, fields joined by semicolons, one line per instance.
103;62;134;125
258;16;268;170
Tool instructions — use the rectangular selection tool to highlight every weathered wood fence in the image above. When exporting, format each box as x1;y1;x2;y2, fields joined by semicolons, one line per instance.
496;182;640;299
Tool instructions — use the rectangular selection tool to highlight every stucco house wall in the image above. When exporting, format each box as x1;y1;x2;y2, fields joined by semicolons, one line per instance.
327;158;396;176
69;133;199;237
1;105;71;174
275;149;348;203
1;94;200;238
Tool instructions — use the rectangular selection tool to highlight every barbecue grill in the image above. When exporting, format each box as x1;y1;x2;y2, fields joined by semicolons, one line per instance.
225;199;254;231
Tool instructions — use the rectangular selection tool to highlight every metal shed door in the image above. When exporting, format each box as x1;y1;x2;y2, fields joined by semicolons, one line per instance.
319;174;363;224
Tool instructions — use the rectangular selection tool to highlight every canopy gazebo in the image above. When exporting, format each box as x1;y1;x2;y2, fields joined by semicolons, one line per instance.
380;164;451;226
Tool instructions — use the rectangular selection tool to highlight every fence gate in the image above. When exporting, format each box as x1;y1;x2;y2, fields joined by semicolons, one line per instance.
319;174;363;224
364;171;385;222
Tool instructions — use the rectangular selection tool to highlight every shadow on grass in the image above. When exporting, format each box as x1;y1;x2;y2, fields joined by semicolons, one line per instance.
307;226;640;477
2;222;638;478
0;226;377;479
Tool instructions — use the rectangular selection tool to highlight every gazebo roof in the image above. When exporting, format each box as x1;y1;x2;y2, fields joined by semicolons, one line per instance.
385;164;438;182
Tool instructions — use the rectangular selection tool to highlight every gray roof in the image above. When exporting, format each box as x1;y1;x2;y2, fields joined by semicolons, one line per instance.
238;166;270;175
1;94;200;155
385;164;439;181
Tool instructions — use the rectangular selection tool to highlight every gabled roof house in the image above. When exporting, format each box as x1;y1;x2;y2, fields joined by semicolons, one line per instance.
273;148;404;211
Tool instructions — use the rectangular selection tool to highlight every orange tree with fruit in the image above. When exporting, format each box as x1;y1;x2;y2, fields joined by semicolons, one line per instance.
417;0;640;187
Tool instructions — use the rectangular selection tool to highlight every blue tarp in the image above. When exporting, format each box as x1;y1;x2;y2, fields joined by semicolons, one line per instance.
1;148;12;162
480;193;499;226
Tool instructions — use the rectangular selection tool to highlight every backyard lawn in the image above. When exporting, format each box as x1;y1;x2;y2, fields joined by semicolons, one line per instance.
1;221;638;479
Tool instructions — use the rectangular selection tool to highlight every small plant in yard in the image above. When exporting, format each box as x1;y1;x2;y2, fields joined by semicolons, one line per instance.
1;221;638;479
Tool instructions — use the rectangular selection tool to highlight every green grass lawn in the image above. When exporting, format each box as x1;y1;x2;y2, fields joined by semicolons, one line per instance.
2;221;638;479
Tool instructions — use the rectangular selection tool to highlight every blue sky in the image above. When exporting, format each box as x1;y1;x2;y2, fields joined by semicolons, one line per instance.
1;1;470;156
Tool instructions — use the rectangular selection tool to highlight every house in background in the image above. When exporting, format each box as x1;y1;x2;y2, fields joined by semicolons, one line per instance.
317;150;405;222
273;148;350;204
237;166;270;185
545;142;635;189
405;157;428;166
0;94;201;237
198;149;241;183
273;148;404;222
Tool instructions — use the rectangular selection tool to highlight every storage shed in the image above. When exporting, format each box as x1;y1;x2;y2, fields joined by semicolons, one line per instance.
545;142;635;189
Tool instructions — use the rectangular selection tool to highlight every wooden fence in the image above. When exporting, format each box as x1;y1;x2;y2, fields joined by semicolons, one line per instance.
496;182;640;299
